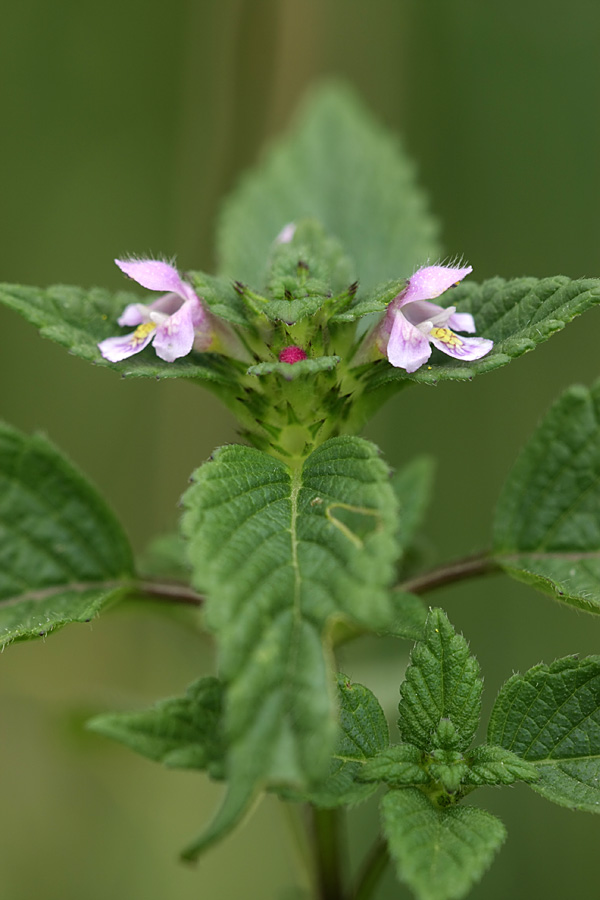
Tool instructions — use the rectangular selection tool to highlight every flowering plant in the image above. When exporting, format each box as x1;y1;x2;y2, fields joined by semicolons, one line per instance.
2;86;600;900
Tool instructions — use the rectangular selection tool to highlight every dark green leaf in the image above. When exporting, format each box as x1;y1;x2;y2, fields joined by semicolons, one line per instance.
368;276;600;387
217;83;439;292
283;674;390;808
187;271;251;326
0;422;134;647
493;381;600;612
247;356;340;380
181;436;399;855
488;656;600;811
0;283;237;383
397;609;482;752
88;677;225;776
381;788;506;900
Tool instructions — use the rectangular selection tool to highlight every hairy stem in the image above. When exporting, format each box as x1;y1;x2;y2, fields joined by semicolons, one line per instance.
399;551;500;596
352;836;389;900
310;807;346;900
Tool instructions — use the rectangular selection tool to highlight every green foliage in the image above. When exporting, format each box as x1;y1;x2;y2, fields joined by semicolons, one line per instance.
361;744;430;787
0;283;237;383
488;655;600;812
217;83;440;292
463;745;538;787
391;455;436;554
181;436;399;857
493;381;600;612
88;677;225;776
247;356;340;380
381;788;506;900
397;609;482;752
284;674;390;808
368;276;600;387
0;422;133;647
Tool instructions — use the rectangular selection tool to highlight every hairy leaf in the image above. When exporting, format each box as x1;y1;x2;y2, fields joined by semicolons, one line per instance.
0;422;133;647
282;674;390;808
0;283;237;382
88;677;225;776
397;609;482;752
381;788;506;900
181;436;399;856
383;591;428;641
360;744;428;787
493;382;600;612
488;656;600;811
368;276;600;387
464;745;539;786
217;83;439;293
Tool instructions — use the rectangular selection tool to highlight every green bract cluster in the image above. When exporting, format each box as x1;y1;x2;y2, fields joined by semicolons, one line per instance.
1;85;600;900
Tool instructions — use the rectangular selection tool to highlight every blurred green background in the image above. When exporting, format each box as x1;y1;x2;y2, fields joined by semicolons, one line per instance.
1;1;600;897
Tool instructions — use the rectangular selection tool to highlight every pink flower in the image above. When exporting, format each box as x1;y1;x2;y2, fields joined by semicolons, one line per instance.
98;259;209;363
378;264;493;373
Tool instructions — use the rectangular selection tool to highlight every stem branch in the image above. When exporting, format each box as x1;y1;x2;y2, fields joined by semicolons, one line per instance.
352;836;389;900
310;807;346;900
398;551;500;597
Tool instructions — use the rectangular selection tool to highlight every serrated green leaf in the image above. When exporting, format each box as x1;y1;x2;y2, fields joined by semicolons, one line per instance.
382;788;506;900
88;676;225;776
181;436;399;856
367;276;600;387
397;609;482;752
0;422;134;647
331;278;407;322
493;381;600;612
0;283;237;382
360;744;428;787
282;673;390;808
247;356;340;380
488;656;600;812
464;745;539;786
217;83;439;293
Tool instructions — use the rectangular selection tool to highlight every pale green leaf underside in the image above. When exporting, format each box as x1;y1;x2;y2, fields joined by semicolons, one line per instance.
217;83;439;293
381;788;506;900
493;382;600;612
0;422;134;647
488;655;600;812
87;677;225;775
247;356;340;380
0;283;236;383
398;609;482;752
368;276;600;387
281;674;390;808
181;436;399;852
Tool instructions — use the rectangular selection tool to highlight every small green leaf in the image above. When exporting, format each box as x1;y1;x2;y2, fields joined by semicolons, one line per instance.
360;744;428;787
488;656;600;812
88;677;225;776
397;609;482;752
331;278;407;322
464;745;539;786
187;272;251;326
368;276;600;387
381;788;506;900
217;83;439;293
282;673;390;808
493;381;600;613
0;422;134;647
0;283;236;383
181;436;399;856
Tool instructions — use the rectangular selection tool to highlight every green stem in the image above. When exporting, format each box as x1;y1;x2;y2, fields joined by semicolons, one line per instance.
310;807;346;900
398;551;500;596
352;837;389;900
